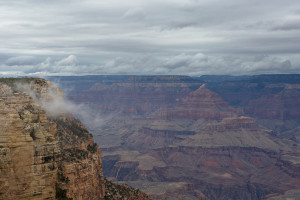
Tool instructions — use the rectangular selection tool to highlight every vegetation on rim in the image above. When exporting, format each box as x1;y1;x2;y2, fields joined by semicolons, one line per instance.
104;178;151;200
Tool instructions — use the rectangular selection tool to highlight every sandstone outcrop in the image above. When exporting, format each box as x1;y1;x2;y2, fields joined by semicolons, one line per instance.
0;80;60;199
54;114;105;200
0;78;105;200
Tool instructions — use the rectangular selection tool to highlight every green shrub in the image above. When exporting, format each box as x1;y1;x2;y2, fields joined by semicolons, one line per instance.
58;172;70;184
54;118;90;141
87;143;98;153
30;129;37;140
61;148;88;162
55;183;72;200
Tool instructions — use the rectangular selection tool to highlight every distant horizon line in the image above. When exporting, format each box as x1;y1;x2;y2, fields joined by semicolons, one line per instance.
1;73;300;78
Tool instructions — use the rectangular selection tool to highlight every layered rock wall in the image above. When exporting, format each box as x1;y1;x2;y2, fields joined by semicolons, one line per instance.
54;115;105;200
0;81;59;199
0;79;105;200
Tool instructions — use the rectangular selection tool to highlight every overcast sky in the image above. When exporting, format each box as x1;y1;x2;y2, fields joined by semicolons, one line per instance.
0;0;300;76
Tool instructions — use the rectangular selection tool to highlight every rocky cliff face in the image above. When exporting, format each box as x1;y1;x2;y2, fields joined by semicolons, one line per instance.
0;78;105;200
0;80;60;199
54;114;105;200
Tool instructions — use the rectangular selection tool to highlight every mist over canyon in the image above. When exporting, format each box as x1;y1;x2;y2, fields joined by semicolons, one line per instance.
46;74;300;200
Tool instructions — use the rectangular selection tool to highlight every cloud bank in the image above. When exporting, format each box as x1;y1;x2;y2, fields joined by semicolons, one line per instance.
14;81;114;131
0;0;299;76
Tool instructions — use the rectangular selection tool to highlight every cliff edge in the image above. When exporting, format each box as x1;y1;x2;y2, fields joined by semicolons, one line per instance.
0;78;105;200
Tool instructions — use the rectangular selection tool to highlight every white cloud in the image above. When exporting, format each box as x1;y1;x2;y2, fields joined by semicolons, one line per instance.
39;57;51;70
55;55;77;66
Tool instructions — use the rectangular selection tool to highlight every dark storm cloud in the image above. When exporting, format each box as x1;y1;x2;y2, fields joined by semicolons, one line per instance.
0;0;299;76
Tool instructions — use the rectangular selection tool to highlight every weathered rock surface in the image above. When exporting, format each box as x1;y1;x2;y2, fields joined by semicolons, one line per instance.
104;178;151;200
0;78;106;200
0;80;60;200
54;114;105;200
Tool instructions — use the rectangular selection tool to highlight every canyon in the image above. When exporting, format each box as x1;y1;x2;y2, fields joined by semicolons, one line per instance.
0;78;150;200
48;74;300;199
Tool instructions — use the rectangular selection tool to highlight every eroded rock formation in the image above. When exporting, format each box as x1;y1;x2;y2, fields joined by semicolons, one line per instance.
54;114;105;200
0;80;60;199
0;78;105;200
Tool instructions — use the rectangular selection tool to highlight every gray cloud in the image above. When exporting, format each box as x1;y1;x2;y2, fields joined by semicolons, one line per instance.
0;53;299;77
272;22;300;31
5;56;37;66
0;0;300;76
